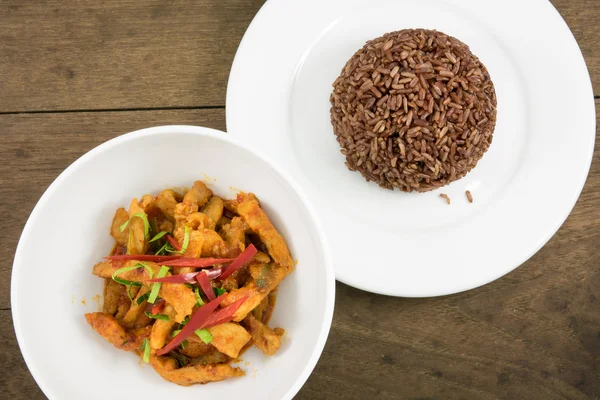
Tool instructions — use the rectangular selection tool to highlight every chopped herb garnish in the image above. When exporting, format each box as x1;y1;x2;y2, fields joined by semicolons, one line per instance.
145;312;170;321
112;262;154;287
112;263;153;301
195;328;213;344
167;226;190;254
136;292;150;305
155;242;172;255
142;338;150;363
120;212;150;239
180;226;190;254
148;265;169;304
171;329;181;337
213;287;227;297
149;231;168;243
119;220;130;232
194;286;205;307
126;285;138;302
180;340;188;350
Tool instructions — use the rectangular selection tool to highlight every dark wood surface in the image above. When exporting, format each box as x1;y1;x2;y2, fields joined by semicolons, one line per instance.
1;0;598;399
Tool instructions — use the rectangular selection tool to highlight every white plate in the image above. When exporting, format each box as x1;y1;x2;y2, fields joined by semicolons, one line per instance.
226;0;596;296
12;126;335;400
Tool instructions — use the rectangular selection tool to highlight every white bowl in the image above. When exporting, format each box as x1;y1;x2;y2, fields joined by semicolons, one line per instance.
11;125;335;400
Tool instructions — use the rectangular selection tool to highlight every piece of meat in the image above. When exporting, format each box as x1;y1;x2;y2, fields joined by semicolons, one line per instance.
236;192;293;273
121;286;150;328
185;212;210;230
183;230;204;259
110;208;130;247
223;199;239;215
200;196;224;230
150;319;176;350
220;262;288;321
128;199;148;255
139;194;162;216
156;190;179;222
179;340;213;358
158;219;174;234
216;216;231;230
149;355;243;386
173;182;213;242
207;323;251;359
253;251;271;264
220;217;248;255
184;181;213;209
201;229;229;257
103;279;126;315
191;350;229;365
251;295;269;323
242;313;283;356
85;312;151;351
220;275;239;292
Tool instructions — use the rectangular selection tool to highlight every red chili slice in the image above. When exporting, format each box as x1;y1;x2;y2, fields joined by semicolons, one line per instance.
104;254;182;262
201;296;249;329
159;257;235;268
166;234;182;251
218;244;257;280
151;299;165;315
156;296;224;356
196;272;216;301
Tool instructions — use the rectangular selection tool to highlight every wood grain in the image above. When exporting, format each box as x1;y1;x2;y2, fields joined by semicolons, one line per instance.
1;0;599;399
0;0;594;115
0;0;264;112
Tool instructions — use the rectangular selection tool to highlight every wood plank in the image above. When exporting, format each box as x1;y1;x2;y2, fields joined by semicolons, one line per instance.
0;310;46;400
552;0;600;92
0;0;264;112
0;108;225;310
0;0;597;115
2;101;598;399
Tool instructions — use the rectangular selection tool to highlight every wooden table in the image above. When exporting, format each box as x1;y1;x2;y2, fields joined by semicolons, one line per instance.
1;1;598;398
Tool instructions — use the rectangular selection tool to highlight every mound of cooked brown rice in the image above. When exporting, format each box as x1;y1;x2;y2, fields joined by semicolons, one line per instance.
330;29;497;192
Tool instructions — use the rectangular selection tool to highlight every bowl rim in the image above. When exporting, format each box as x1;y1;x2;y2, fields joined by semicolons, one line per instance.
11;125;336;400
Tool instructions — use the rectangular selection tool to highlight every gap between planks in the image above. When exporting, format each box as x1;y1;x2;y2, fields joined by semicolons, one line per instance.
0;105;226;116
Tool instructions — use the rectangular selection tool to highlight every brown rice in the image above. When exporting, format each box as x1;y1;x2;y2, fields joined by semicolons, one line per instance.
330;29;497;192
465;190;473;203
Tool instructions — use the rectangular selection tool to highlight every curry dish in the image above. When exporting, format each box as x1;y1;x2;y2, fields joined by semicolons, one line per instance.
85;180;293;385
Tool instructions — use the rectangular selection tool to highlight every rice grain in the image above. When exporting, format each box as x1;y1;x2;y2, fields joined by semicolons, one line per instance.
466;190;473;203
